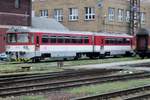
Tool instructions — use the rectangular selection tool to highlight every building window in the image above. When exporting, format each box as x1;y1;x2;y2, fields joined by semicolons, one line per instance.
40;9;48;17
14;0;20;8
118;9;124;22
141;12;145;24
126;10;130;22
54;9;63;22
108;8;115;21
85;7;95;20
69;8;79;21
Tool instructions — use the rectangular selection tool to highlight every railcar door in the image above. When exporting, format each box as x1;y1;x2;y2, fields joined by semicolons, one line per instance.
35;34;40;51
99;37;105;58
136;35;148;51
32;34;41;62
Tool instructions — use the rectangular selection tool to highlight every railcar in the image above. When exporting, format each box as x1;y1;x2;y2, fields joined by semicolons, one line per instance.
5;27;134;62
94;32;134;58
135;28;150;58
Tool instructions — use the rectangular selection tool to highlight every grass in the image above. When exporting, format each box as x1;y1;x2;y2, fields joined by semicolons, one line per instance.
67;78;150;95
0;95;46;100
19;96;46;100
0;62;64;74
5;78;149;100
65;56;140;66
0;56;141;74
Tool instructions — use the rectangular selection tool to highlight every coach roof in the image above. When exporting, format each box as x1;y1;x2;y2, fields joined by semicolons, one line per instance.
7;26;93;35
7;26;132;37
136;28;150;35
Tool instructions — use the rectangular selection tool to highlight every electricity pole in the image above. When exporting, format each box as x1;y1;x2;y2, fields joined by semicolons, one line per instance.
130;0;141;35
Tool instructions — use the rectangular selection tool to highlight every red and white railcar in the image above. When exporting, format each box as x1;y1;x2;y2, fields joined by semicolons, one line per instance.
5;27;134;62
94;32;134;57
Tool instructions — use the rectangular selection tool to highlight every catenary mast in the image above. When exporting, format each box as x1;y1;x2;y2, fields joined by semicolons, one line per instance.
130;0;141;35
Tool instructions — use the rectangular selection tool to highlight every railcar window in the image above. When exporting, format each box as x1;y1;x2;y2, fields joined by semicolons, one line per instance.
105;39;114;44
64;36;70;43
124;38;130;44
7;33;30;43
105;39;109;44
50;36;57;43
42;35;49;43
84;36;89;44
118;38;123;44
71;36;77;43
57;36;64;43
17;33;29;43
105;38;130;45
31;34;34;43
76;36;83;43
7;33;17;43
111;39;115;44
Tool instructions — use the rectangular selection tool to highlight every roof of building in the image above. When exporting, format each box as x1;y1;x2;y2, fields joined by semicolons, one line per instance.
31;17;69;31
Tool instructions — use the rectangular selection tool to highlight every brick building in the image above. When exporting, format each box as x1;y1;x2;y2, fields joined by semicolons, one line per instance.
144;2;150;29
0;0;32;53
33;0;148;33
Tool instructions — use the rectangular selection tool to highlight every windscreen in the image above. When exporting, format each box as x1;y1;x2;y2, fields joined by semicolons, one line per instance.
7;33;29;43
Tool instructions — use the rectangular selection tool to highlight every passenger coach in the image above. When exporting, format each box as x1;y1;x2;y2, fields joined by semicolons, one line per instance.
5;27;134;62
135;28;150;58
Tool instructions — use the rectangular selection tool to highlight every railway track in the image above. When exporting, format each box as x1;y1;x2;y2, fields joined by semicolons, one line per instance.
0;69;119;87
124;93;150;100
0;71;150;97
73;84;150;100
0;69;118;80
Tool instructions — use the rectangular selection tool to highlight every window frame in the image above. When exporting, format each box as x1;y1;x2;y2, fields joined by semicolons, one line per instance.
108;7;115;21
40;9;48;18
69;8;79;21
126;10;130;22
117;9;124;22
14;0;20;8
53;9;63;22
84;7;95;20
141;12;146;24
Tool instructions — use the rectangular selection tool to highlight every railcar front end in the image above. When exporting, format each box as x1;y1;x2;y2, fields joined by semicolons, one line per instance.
6;32;36;61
